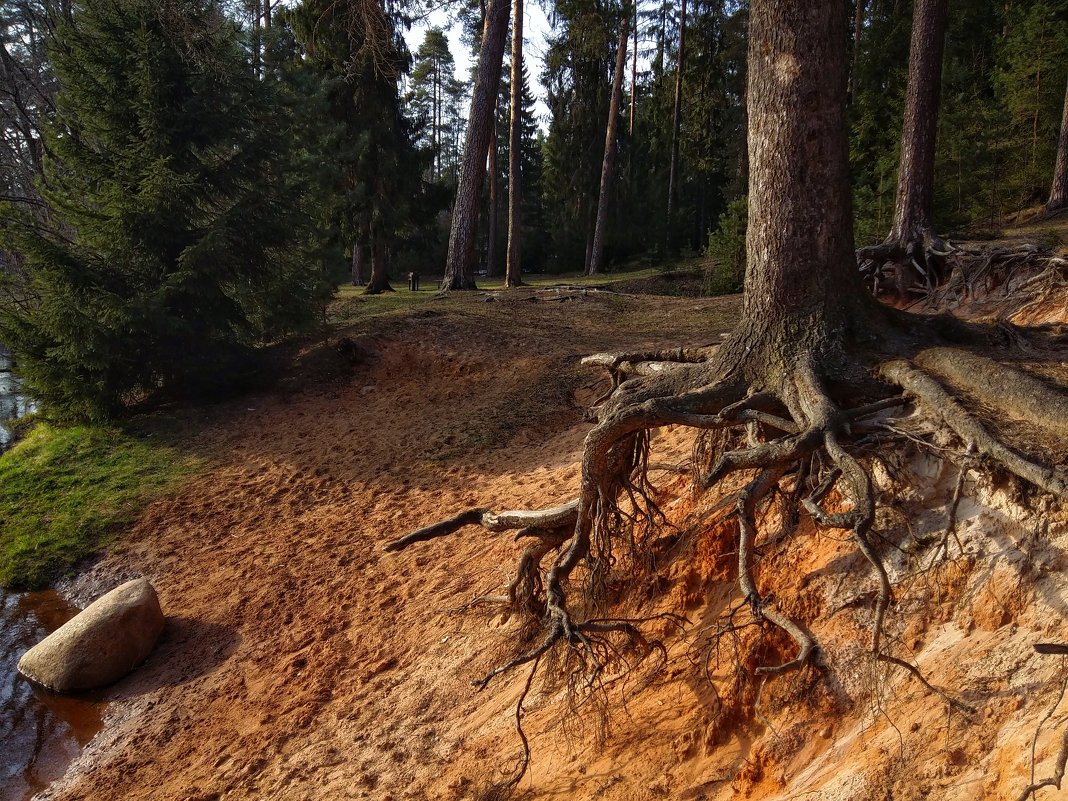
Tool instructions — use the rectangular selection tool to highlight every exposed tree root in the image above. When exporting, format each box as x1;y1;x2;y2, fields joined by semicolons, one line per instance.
858;237;1066;309
383;501;579;553
1015;659;1068;801
880;360;1068;497
857;231;956;299
876;653;975;714
477;655;541;801
914;348;1068;440
387;311;1068;795
930;245;1067;313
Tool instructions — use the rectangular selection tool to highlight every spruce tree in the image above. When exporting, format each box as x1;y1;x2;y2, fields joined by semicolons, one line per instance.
291;0;424;295
0;0;330;419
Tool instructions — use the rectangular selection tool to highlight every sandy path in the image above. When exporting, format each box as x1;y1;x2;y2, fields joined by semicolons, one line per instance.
38;295;729;801
35;291;1068;801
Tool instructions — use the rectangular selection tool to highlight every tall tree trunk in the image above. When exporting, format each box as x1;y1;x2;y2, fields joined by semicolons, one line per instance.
629;0;638;137
430;64;438;180
487;124;499;276
365;224;395;295
252;0;262;77
587;11;630;276
848;0;865;103
505;0;525;288
735;83;749;195
584;211;595;274
351;238;367;286
442;0;511;291
263;0;271;29
885;0;947;250
655;1;665;73
665;0;686;253
727;0;868;354
1046;75;1068;212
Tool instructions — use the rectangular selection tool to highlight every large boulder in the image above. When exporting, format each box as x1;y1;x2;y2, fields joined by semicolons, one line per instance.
18;578;165;692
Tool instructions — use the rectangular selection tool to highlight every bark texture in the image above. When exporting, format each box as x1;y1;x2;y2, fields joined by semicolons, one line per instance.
848;0;865;103
856;0;950;296
886;0;947;248
505;0;524;288
364;225;394;294
488;125;499;276
721;0;872;377
1047;75;1068;212
587;12;629;276
665;0;686;251
629;0;637;137
442;0;510;291
350;238;366;286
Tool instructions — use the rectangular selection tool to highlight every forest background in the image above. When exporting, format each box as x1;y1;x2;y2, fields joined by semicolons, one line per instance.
1;0;1067;417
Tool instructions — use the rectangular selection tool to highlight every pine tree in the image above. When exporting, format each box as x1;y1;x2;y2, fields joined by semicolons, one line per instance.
1047;75;1068;211
505;0;525;286
588;5;630;275
291;0;424;295
407;29;464;181
541;0;615;270
0;0;330;420
442;0;510;290
500;63;544;276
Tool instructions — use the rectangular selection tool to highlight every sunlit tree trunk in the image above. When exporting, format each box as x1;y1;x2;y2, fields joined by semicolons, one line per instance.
442;0;510;290
487;124;499;276
722;0;870;358
1046;76;1068;212
629;0;638;137
665;0;686;252
587;11;629;276
505;0;524;287
886;0;947;249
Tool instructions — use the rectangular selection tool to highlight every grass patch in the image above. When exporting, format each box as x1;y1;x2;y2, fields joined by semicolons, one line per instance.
328;286;438;326
326;265;684;326
0;423;201;590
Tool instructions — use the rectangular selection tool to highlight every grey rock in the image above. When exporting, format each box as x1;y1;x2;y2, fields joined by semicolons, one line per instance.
18;578;164;692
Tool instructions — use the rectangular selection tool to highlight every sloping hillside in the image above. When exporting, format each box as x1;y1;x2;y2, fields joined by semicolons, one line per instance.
32;264;1068;801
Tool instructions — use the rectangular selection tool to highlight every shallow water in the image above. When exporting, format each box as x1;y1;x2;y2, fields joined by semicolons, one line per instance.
0;590;104;801
0;354;101;799
0;350;33;451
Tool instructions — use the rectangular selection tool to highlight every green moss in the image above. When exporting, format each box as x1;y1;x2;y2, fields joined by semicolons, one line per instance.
0;423;201;590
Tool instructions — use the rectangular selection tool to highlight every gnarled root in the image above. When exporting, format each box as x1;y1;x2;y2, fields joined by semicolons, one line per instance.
858;235;1065;310
387;327;1068;794
857;231;956;299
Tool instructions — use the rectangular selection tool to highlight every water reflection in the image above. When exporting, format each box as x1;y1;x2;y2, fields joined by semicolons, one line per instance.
0;354;101;799
0;591;104;801
0;349;34;451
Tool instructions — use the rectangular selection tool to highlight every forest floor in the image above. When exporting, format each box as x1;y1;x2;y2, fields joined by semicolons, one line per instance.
31;234;1068;801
